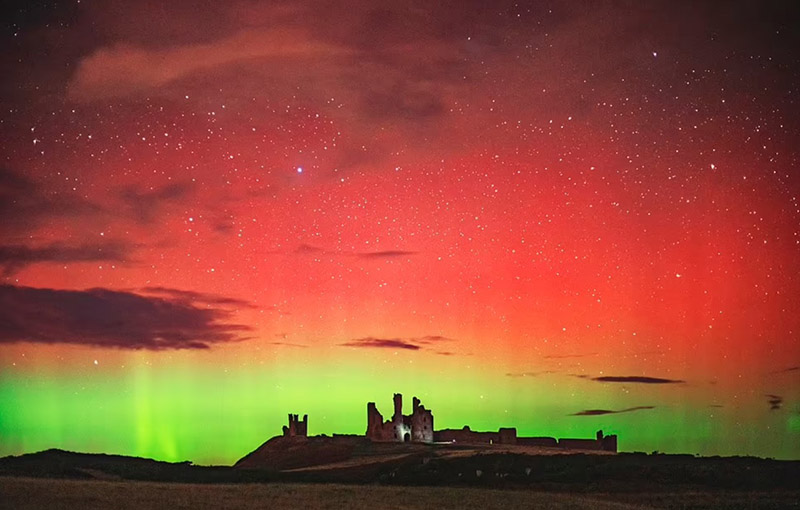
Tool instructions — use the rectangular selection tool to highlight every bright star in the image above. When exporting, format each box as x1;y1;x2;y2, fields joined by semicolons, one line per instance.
297;167;303;174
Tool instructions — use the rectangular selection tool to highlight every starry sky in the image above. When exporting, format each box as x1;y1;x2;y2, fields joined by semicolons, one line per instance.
1;0;799;464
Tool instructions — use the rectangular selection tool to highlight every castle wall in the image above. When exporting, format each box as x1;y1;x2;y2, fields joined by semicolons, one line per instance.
556;431;617;452
600;433;617;452
558;438;602;450
410;403;433;442
434;428;494;444
366;394;434;443
282;413;308;437
498;427;517;444
434;426;517;444
516;436;558;447
364;394;617;452
366;402;396;441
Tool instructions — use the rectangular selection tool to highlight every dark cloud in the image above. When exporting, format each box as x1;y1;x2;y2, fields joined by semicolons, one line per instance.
770;366;799;375
209;212;238;235
593;376;685;384
318;0;566;51
506;371;555;378
0;166;34;195
544;353;598;359
415;335;453;343
47;1;477;165
269;333;305;348
0;168;104;235
571;406;655;416
269;333;308;349
138;286;253;308
0;169;193;240
78;0;238;48
361;80;446;120
3;0;80;35
356;250;418;259
766;394;783;411
292;244;417;259
118;183;192;224
0;242;130;276
341;334;452;352
341;337;421;350
270;342;308;348
295;244;326;255
0;284;250;350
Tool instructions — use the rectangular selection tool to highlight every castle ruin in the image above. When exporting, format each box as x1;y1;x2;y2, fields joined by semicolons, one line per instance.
274;393;617;452
282;413;307;437
363;393;616;452
366;393;434;443
433;425;617;452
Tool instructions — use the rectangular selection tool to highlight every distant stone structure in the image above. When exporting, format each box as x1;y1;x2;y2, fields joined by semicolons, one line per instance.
282;413;308;437
276;394;617;452
433;426;518;445
366;393;434;443
434;426;617;452
556;430;617;452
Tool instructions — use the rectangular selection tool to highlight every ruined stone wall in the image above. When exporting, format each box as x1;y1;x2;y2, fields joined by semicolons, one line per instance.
434;426;517;444
392;393;403;421
434;427;500;444
557;438;601;449
282;413;308;437
410;409;432;442
554;430;617;452
600;433;618;452
394;421;411;442
366;402;382;437
498;427;517;444
410;397;433;442
516;436;558;447
366;402;395;441
366;394;434;443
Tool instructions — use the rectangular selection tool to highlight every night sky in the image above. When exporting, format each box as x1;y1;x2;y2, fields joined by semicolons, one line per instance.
1;1;799;464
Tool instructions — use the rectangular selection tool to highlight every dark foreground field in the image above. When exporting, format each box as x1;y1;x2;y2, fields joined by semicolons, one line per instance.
1;477;798;510
1;447;798;509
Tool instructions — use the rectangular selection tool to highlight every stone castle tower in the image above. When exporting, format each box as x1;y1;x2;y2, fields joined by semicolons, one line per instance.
366;393;433;443
282;413;307;437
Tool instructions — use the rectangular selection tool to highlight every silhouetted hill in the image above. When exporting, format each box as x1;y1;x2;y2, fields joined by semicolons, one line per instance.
340;452;800;492
0;449;270;483
235;434;429;471
2;446;798;493
233;435;800;491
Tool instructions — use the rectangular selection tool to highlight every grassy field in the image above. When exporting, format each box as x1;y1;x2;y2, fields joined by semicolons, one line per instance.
1;477;798;510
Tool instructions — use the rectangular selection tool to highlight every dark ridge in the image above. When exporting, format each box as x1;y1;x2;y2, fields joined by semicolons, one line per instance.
0;449;271;483
2;447;798;492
